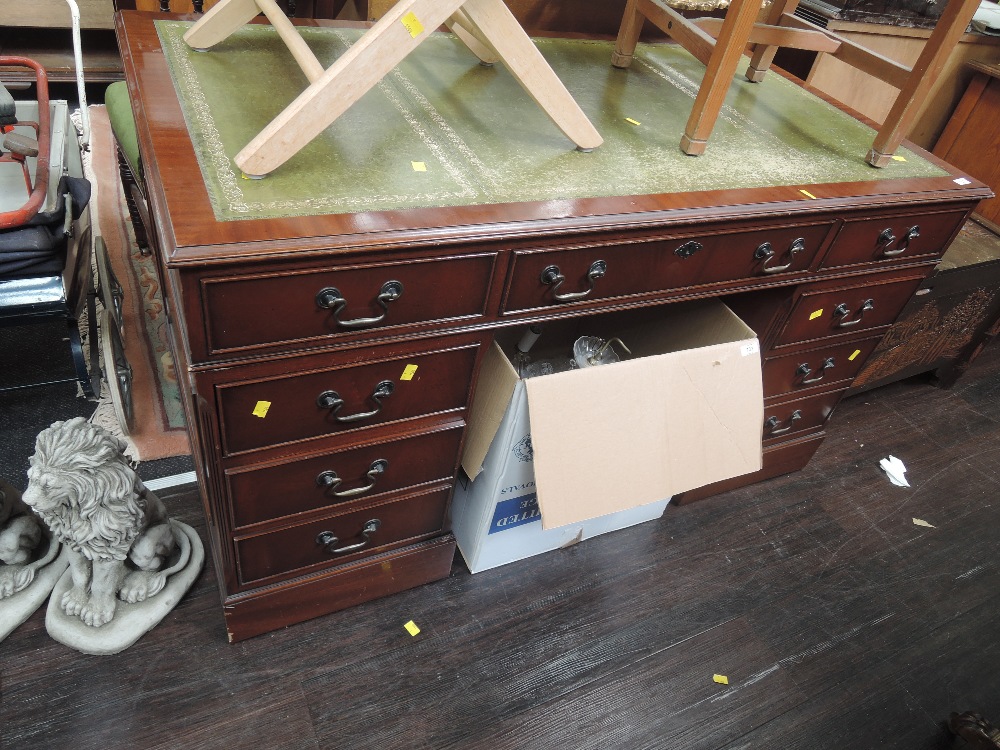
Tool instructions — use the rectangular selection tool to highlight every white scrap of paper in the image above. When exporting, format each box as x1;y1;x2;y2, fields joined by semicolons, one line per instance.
879;455;910;487
912;518;936;528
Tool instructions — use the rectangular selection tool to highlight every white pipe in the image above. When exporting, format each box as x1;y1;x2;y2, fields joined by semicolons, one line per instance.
65;0;90;149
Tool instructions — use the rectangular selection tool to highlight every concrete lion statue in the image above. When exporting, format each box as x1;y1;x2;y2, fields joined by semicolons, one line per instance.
0;477;45;598
22;417;178;628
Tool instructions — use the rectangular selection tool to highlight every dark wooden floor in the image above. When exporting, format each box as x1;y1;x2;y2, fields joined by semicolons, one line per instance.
3;342;1000;749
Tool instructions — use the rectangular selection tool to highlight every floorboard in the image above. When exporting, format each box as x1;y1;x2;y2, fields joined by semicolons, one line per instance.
2;343;999;750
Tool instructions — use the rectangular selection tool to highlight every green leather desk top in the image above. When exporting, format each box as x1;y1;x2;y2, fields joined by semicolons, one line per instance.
156;20;946;223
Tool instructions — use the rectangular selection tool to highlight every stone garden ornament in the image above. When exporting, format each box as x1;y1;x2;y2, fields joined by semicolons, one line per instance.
0;477;68;641
21;417;203;654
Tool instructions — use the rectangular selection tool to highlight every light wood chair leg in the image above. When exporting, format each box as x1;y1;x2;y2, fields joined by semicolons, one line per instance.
867;0;981;167
745;0;801;82
183;0;264;50
234;0;466;177
447;9;500;65
612;0;645;69
680;0;763;155
460;0;603;150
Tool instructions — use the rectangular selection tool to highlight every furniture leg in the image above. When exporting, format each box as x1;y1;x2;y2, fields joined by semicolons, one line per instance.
184;0;266;50
867;0;981;167
233;0;470;177
745;0;800;82
680;0;764;155
446;9;499;65
611;0;646;69
459;0;602;150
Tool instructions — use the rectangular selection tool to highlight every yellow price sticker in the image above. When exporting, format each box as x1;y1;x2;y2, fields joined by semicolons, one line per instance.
809;309;824;321
401;364;419;381
713;674;729;685
404;620;421;636
252;400;271;418
401;11;424;38
625;117;641;126
799;189;818;200
892;155;907;162
411;161;427;172
848;349;861;361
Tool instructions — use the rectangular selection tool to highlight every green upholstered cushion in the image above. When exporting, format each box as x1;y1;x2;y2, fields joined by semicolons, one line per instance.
104;80;142;181
154;21;947;222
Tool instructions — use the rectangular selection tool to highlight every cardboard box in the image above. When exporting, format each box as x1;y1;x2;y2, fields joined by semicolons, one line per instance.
462;300;764;528
451;399;671;573
453;299;763;572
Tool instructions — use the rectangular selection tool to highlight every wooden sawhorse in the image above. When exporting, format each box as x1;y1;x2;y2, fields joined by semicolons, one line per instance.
612;0;981;166
184;0;603;177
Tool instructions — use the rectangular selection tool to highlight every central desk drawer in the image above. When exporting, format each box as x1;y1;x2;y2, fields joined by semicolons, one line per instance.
503;222;834;312
235;485;451;585
196;253;495;356
226;422;465;528
217;343;479;455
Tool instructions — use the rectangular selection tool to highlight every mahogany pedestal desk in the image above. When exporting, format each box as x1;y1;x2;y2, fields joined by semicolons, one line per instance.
115;11;989;641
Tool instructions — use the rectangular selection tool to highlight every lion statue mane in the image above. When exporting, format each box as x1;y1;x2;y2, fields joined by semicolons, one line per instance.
22;417;177;628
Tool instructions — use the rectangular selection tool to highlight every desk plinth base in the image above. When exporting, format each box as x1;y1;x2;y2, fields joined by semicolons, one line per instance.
221;535;456;643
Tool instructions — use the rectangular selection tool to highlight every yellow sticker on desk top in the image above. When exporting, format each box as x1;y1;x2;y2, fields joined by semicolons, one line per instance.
401;11;424;37
404;620;421;636
713;674;729;685
799;189;818;200
400;364;419;381
252;400;271;418
411;161;427;172
848;349;861;361
809;308;824;321
625;117;641;126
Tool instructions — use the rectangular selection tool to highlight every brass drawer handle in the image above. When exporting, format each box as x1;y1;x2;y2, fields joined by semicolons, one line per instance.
317;380;394;423
316;459;389;499
796;356;835;384
755;237;805;274
315;280;403;328
316;519;381;555
765;410;802;435
877;225;920;257
540;260;607;302
833;299;874;328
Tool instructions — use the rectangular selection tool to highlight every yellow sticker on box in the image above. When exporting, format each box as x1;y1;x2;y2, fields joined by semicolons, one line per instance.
401;364;419;381
809;309;824;321
625;117;641;126
401;11;424;37
404;620;421;636
713;674;729;685
848;349;861;361
411;161;427;172
252;400;271;418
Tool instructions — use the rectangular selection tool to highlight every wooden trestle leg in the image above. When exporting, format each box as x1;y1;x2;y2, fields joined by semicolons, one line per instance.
183;0;602;177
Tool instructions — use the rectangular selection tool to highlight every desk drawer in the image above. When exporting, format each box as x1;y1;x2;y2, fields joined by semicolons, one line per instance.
762;390;842;444
776;272;926;346
823;208;967;268
762;336;883;399
503;222;833;312
226;422;465;529
217;343;479;455
235;485;450;585
197;253;495;356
